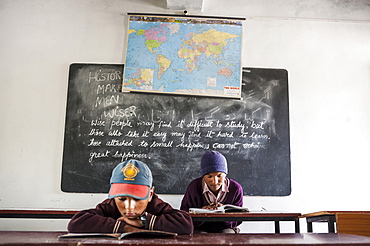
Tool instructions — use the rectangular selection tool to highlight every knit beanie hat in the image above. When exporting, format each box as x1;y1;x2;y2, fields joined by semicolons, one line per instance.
200;151;228;176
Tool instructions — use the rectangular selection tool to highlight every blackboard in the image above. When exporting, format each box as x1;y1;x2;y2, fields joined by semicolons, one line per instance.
61;63;291;196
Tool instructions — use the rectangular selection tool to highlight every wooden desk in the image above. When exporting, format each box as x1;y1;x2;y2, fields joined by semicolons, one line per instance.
336;213;370;237
0;210;300;233
301;211;370;235
0;209;78;219
190;212;301;233
2;231;370;245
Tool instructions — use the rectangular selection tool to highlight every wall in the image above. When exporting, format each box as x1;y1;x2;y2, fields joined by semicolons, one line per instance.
0;0;370;233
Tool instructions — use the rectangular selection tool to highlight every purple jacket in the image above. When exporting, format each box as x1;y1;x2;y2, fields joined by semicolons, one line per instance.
180;177;243;233
68;193;193;235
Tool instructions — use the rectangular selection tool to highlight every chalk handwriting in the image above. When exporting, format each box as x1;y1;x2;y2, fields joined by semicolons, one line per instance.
153;131;167;142
216;131;234;138
250;132;269;139
225;121;247;131
104;106;136;118
88;138;101;147
137;121;155;131
85;101;271;162
138;140;149;147
126;130;140;138
112;151;148;162
96;83;121;94
95;95;119;108
89;70;121;83
110;119;133;129
158;121;172;128
106;139;133;147
242;142;265;149
176;141;210;152
91;118;105;126
171;132;185;141
150;141;173;148
213;142;240;150
250;120;266;129
108;130;123;136
205;130;216;138
89;150;110;162
187;119;213;132
89;128;104;136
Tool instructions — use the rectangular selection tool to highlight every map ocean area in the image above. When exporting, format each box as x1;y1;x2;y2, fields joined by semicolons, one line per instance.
123;15;243;98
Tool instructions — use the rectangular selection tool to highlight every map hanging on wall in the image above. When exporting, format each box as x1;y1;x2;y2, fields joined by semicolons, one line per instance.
123;14;244;98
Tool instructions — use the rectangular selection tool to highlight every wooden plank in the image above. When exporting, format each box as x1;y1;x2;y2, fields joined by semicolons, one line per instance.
2;231;370;245
0;210;78;219
301;211;370;218
336;213;370;237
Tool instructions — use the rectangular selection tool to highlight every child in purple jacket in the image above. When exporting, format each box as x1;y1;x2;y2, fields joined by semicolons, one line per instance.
180;151;244;233
68;159;193;235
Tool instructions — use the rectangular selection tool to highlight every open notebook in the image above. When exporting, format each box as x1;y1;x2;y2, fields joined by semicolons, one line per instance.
58;230;177;240
189;204;249;213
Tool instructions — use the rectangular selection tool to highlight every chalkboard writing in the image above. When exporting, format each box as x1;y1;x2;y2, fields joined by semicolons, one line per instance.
61;64;291;196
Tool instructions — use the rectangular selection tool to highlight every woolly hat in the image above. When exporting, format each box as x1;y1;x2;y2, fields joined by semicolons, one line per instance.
200;151;228;176
108;159;153;200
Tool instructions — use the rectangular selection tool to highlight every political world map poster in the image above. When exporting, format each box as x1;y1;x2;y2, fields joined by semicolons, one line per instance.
122;14;244;98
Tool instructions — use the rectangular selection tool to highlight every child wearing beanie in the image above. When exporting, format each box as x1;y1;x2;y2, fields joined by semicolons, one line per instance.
68;159;193;235
180;150;244;233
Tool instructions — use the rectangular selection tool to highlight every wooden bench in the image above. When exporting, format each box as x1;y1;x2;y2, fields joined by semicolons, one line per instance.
190;212;301;233
301;211;370;237
0;210;78;219
336;213;370;237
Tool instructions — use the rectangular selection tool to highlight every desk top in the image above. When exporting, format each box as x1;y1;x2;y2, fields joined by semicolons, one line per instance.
301;211;370;218
190;212;301;218
2;231;370;246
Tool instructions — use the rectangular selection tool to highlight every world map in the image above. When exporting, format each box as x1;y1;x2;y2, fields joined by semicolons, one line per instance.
123;15;243;98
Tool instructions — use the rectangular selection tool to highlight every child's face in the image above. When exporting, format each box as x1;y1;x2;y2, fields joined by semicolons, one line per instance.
203;171;226;193
114;188;153;219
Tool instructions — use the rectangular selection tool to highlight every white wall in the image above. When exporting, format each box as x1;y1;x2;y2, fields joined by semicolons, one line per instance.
1;0;370;233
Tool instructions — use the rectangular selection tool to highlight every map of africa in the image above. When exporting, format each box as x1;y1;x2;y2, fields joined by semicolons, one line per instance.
123;15;243;98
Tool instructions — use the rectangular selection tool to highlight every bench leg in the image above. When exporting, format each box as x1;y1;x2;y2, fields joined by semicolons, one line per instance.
295;219;300;233
274;221;280;233
307;221;313;232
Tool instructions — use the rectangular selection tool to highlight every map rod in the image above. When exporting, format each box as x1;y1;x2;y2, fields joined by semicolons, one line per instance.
127;13;246;21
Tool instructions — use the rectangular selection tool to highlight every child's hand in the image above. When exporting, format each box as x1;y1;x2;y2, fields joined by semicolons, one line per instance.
202;202;223;210
122;224;145;232
118;216;143;228
213;202;223;208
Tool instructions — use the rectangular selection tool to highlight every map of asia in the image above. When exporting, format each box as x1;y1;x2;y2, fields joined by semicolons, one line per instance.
123;15;243;98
